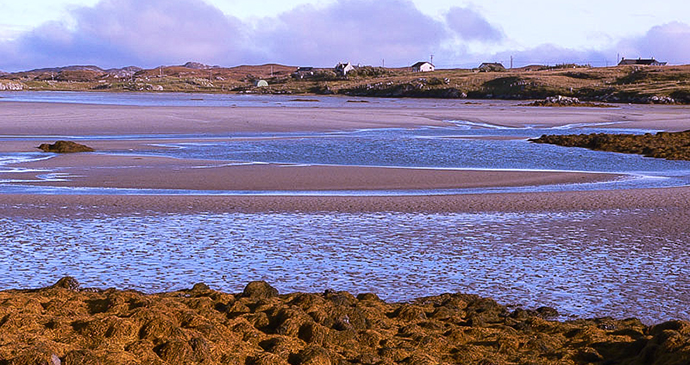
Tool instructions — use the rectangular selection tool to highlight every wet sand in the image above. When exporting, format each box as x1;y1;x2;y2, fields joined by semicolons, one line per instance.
1;100;690;138
8;153;615;191
3;98;690;331
3;187;690;220
1;99;690;221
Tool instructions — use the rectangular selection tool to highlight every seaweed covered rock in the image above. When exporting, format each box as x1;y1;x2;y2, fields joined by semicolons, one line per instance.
38;141;95;153
530;130;690;160
0;278;689;364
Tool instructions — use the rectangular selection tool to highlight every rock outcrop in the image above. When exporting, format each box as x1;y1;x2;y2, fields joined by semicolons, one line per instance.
1;278;689;365
38;141;95;153
524;95;612;107
530;130;690;160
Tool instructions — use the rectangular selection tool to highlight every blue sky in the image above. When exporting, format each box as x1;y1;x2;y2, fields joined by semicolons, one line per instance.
0;0;689;71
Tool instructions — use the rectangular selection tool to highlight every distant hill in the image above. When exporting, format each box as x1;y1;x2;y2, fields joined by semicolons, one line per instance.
105;66;143;79
133;63;296;80
26;65;104;73
1;61;689;104
182;61;217;69
8;65;145;81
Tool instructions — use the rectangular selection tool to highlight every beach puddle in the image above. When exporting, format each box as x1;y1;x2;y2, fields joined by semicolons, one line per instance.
1;208;688;324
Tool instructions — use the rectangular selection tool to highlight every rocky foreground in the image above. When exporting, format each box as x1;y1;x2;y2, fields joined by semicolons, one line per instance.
530;130;690;161
1;278;689;364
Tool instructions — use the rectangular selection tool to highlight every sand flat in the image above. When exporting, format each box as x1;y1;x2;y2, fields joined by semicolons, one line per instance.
6;152;616;191
2;100;690;137
1;98;690;219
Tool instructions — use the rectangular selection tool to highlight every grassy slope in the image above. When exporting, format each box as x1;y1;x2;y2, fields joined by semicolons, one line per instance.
2;64;690;103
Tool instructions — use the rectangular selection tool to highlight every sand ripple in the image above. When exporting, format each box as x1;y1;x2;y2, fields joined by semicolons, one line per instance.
2;208;688;324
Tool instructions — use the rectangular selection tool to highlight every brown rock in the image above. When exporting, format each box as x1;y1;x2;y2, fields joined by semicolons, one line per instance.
37;141;95;153
50;276;81;291
242;281;279;299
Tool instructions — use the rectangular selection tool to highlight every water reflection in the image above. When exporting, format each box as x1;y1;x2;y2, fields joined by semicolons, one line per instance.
1;209;687;324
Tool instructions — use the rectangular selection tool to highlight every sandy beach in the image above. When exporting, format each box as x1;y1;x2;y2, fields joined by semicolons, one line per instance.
2;98;690;218
2;96;690;331
1;100;690;139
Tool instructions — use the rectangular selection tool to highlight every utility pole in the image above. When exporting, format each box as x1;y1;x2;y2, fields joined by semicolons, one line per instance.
159;66;162;78
430;54;434;65
382;59;385;68
510;56;514;69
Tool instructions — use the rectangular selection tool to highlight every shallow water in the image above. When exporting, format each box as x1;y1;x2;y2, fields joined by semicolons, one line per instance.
3;122;690;195
1;209;687;324
2;93;690;325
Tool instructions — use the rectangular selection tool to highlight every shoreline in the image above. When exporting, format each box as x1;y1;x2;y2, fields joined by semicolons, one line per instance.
2;98;690;362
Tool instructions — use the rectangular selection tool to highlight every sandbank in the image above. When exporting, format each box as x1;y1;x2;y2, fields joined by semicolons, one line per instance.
6;153;615;191
1;100;689;138
1;98;689;220
2;187;690;221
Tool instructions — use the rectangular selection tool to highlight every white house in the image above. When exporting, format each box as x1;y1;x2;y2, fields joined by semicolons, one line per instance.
335;62;356;76
411;62;435;72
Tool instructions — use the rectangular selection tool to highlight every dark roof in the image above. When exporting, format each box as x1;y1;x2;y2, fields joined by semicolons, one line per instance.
618;58;667;66
296;67;314;72
478;62;505;68
411;62;433;68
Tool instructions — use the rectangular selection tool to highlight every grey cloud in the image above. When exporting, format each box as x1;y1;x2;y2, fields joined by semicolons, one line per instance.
491;44;611;67
445;7;503;42
253;0;449;66
486;22;690;69
616;22;690;64
0;0;453;70
1;0;248;70
10;0;670;71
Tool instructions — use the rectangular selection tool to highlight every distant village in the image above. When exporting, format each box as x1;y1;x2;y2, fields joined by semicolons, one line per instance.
286;57;668;82
1;55;686;104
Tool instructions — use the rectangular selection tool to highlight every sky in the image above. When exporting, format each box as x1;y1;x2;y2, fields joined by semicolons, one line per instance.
0;0;689;72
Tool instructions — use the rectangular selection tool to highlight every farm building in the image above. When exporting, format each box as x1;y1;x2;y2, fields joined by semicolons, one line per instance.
292;67;315;79
411;62;435;72
477;63;506;72
335;62;355;76
618;58;667;66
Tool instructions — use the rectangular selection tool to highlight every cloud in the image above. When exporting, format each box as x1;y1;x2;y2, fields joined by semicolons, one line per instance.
3;0;685;71
616;22;690;64
0;0;248;70
490;44;611;67
0;0;451;70
445;7;503;42
491;22;690;68
253;0;448;66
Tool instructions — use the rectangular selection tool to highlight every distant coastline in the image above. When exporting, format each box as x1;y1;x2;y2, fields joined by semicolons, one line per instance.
2;61;690;104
